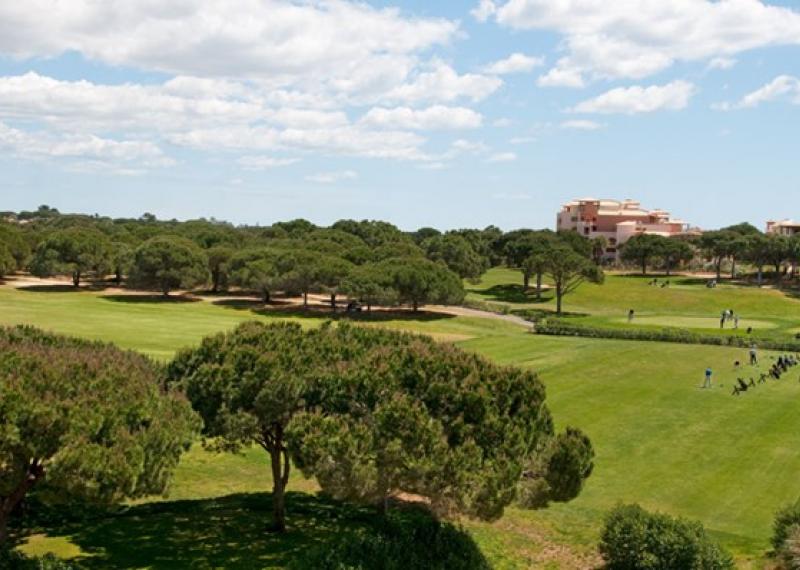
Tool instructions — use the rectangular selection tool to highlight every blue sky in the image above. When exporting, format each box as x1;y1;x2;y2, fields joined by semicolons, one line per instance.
0;0;799;231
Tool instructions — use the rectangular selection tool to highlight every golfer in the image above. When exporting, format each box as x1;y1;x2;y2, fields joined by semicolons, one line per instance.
703;367;713;389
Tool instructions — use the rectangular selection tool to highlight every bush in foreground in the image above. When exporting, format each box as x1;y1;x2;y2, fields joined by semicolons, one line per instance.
774;502;800;565
288;507;490;570
599;504;733;570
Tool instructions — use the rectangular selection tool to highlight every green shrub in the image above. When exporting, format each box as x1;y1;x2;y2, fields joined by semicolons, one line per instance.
773;502;800;552
536;321;800;352
779;525;800;569
288;508;491;570
599;504;733;570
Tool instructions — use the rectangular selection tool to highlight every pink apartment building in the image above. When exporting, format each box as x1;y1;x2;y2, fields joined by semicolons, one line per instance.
766;220;800;236
556;198;692;259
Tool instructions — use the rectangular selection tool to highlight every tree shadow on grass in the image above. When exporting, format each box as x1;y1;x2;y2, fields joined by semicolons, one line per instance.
468;284;553;304
102;294;201;304
15;492;377;569
18;284;85;293
212;298;458;323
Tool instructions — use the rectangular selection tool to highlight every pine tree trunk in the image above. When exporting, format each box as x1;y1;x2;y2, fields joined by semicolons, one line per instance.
556;286;563;316
303;292;308;309
757;266;764;287
413;299;419;312
536;273;543;300
263;290;271;304
269;433;289;533
642;259;647;276
731;257;736;278
716;260;722;280
73;270;81;288
523;272;530;291
0;462;43;546
212;270;220;293
330;293;336;312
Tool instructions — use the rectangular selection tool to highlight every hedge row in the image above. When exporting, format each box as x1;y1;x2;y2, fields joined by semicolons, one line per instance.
535;320;800;352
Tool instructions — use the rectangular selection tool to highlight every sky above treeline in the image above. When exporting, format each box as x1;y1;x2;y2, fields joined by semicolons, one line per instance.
0;0;799;232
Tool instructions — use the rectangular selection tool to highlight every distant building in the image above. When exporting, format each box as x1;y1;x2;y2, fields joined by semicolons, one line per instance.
556;198;694;259
766;220;800;237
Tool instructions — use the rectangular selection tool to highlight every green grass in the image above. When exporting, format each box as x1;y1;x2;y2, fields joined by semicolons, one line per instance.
5;276;800;568
468;268;800;339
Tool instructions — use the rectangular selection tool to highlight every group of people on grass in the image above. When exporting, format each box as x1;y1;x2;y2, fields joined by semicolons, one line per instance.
649;278;670;289
702;350;800;395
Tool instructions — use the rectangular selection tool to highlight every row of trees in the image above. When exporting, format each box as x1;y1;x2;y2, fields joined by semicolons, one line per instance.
1;323;594;545
619;223;800;285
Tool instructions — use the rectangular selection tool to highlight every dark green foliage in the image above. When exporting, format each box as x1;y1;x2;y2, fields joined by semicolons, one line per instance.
599;504;733;570
422;233;487;279
378;257;464;311
168;322;588;532
128;236;208;295
205;245;234;293
288;508;491;570
620;234;668;275
518;427;594;508
29;227;112;287
228;248;282;302
0;326;199;545
0;225;30;270
0;244;14;278
341;263;397;310
773;502;800;552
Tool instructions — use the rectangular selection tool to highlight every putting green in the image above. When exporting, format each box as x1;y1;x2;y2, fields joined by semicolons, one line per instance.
615;315;779;330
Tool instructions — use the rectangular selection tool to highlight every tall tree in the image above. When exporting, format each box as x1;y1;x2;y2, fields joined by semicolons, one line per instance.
544;246;605;315
504;230;555;291
698;231;736;280
619;234;665;276
206;246;234;293
745;234;770;286
0;244;14;279
228;249;281;303
0;326;199;545
29;227;112;287
661;239;695;276
341;263;397;312
381;258;464;311
423;233;487;280
129;236;208;296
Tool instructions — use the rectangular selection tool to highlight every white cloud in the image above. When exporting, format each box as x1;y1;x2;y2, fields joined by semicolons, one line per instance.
0;121;172;173
572;81;695;114
237;156;300;170
0;1;457;90
306;170;358;184
714;75;800;110
560;119;605;130
482;53;544;75
486;151;517;163
359;105;483;130
386;61;502;103
471;0;497;22
707;57;737;71
491;0;800;85
509;136;536;144
537;67;585;88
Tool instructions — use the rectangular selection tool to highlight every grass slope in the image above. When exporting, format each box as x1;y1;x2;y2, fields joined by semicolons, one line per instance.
4;276;800;567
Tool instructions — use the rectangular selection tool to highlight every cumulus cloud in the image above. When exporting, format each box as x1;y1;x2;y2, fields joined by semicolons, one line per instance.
360;105;482;130
489;0;800;86
572;81;695;114
0;121;172;174
707;57;737;71
471;0;497;22
482;53;544;75
714;75;800;110
386;61;502;103
306;170;358;184
0;1;457;88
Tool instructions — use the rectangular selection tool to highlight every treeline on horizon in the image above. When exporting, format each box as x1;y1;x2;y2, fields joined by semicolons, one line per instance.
0;206;798;314
0;205;604;313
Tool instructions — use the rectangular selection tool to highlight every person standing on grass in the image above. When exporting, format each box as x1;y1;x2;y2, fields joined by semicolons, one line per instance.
750;345;758;366
703;367;713;389
734;314;739;329
628;309;635;323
